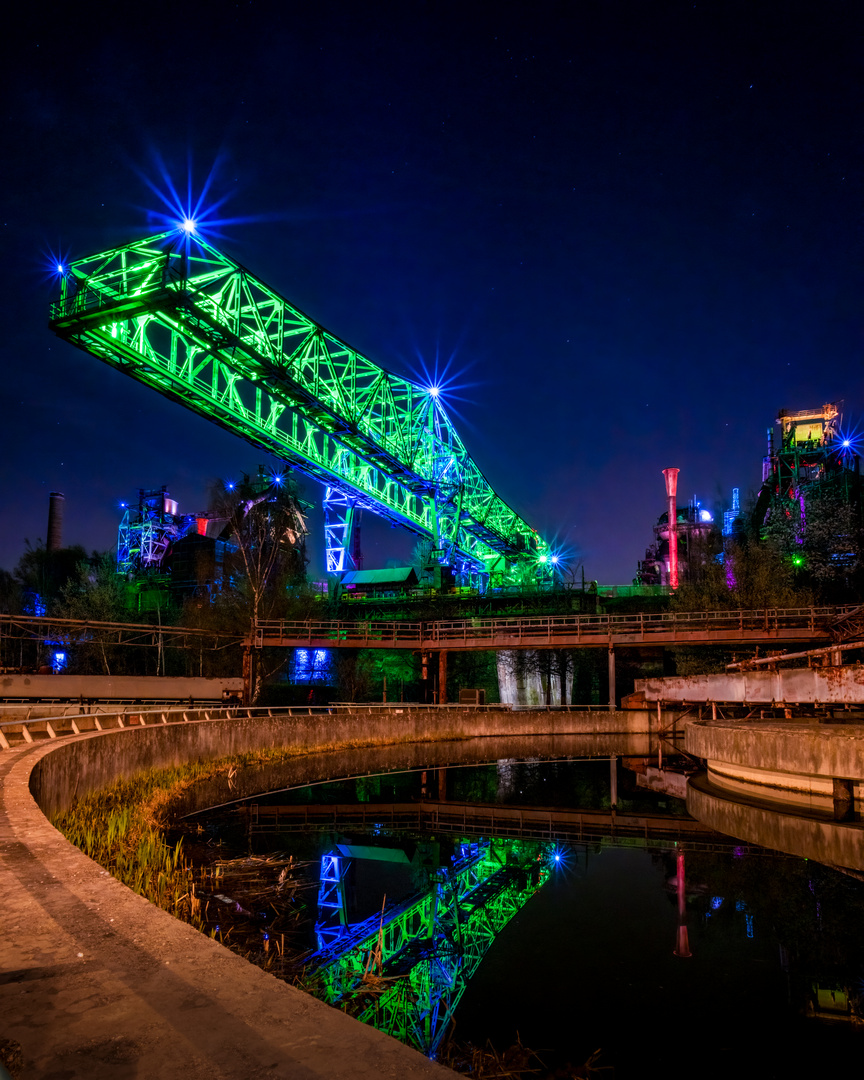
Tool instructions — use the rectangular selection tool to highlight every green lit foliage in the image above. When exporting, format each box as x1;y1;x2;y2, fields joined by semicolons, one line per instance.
330;648;420;702
446;765;499;802
447;650;500;703
763;487;864;602
54;553;139;674
316;648;422;703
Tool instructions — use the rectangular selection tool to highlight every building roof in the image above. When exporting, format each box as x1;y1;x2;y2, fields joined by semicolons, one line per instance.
340;567;418;586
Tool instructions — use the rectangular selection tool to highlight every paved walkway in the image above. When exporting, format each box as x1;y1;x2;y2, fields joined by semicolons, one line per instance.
0;741;453;1080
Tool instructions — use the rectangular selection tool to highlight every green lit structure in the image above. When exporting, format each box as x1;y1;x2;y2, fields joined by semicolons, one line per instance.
49;233;549;587
309;839;550;1056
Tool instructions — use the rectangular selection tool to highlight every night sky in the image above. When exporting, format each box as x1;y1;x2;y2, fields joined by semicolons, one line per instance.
3;1;862;583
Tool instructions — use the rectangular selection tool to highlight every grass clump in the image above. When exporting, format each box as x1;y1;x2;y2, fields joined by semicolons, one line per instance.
52;769;206;926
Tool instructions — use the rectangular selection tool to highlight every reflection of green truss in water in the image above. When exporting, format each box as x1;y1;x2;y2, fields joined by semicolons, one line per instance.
309;839;550;1056
48;234;550;586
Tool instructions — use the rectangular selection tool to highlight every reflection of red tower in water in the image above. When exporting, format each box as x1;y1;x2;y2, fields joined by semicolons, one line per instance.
662;468;680;590
673;851;691;957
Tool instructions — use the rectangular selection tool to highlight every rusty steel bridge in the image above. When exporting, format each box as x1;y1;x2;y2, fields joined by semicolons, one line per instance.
255;605;855;652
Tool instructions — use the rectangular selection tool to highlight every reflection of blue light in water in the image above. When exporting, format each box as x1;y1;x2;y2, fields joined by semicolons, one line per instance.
548;844;570;869
745;913;754;938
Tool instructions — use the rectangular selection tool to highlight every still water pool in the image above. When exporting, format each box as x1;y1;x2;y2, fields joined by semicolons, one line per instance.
190;758;863;1077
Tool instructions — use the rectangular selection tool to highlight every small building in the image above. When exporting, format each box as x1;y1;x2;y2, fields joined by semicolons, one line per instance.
339;567;418;598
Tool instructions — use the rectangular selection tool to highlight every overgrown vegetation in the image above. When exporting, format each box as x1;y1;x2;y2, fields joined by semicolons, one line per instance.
52;767;208;927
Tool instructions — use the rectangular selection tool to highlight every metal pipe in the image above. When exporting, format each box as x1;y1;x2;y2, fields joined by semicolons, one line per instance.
727;639;863;670
662;468;680;590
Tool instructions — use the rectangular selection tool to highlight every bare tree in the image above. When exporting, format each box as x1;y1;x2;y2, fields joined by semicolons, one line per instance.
206;468;309;699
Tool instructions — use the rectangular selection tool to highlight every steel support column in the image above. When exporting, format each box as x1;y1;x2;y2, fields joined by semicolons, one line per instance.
438;650;448;705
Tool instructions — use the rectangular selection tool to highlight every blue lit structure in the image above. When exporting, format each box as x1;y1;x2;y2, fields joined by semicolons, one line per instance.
723;488;740;537
309;838;551;1056
292;647;331;684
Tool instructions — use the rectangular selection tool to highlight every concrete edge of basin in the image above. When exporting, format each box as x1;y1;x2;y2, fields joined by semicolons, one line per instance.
685;718;864;780
0;733;457;1080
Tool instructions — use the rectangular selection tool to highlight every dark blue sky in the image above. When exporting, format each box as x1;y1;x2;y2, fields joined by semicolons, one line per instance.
3;1;862;582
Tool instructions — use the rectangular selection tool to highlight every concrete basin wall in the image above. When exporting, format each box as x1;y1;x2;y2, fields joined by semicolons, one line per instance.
687;773;864;870
684;718;864;868
686;718;864;779
30;707;655;819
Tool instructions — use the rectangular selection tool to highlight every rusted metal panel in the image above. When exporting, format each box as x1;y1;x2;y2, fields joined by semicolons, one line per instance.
0;675;243;701
637;667;864;704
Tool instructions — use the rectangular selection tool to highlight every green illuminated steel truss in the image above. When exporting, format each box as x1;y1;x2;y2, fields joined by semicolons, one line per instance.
48;233;548;583
309;839;550;1056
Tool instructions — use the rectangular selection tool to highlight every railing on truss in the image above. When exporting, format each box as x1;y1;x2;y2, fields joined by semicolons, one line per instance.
255;605;857;648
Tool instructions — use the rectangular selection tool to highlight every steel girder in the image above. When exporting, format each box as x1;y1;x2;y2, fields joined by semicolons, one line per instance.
309;840;549;1056
322;487;358;574
49;233;548;583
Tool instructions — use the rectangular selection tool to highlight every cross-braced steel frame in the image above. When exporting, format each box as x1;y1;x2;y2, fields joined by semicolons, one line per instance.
309;839;549;1055
49;234;549;586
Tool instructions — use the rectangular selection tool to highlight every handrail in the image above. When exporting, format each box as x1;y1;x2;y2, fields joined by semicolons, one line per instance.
0;701;540;751
255;605;855;648
0;704;330;751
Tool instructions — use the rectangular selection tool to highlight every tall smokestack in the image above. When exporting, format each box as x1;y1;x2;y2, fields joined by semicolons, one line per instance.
662;468;679;590
47;492;65;552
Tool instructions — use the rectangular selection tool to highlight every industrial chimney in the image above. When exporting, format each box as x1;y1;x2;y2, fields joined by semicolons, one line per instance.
47;492;65;552
662;469;679;590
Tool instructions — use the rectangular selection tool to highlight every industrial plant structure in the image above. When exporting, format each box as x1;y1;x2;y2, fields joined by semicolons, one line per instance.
115;467;307;602
752;402;861;529
636;469;717;588
48;231;552;594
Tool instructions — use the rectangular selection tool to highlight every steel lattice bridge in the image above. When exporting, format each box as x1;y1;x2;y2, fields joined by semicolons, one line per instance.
49;232;548;587
307;838;550;1057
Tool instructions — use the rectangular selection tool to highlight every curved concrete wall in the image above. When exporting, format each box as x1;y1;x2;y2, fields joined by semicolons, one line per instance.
30;707;653;819
686;718;864;780
687;774;864;870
